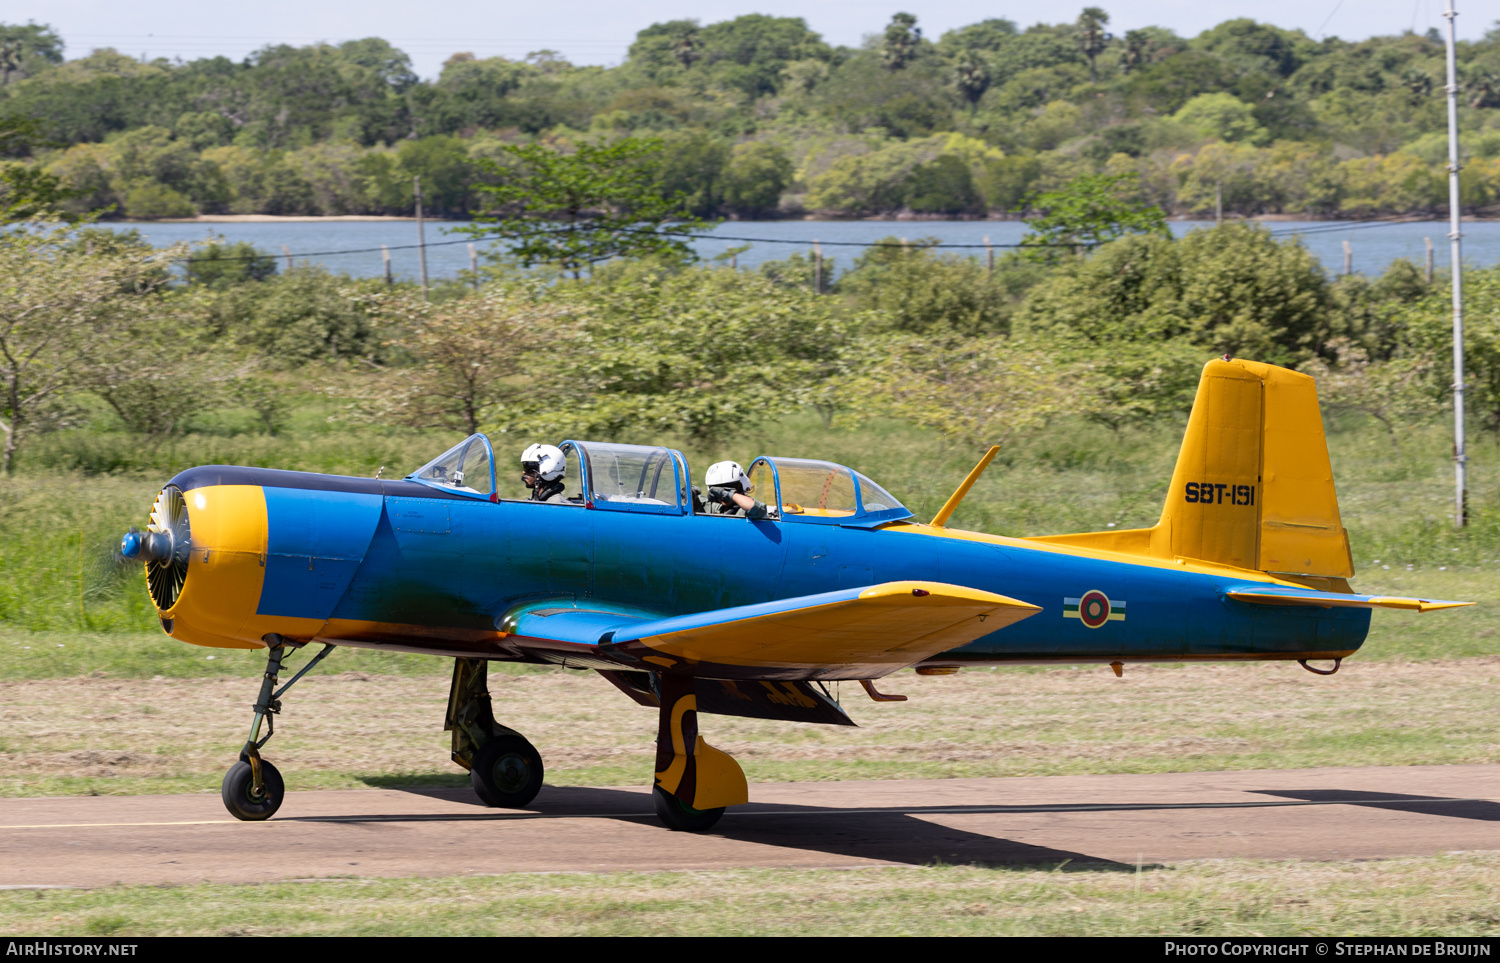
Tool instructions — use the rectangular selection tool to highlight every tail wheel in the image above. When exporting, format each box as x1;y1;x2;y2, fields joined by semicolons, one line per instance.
652;786;724;832
145;486;191;610
470;735;544;808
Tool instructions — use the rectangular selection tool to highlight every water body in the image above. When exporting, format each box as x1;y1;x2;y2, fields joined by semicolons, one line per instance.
100;218;1500;283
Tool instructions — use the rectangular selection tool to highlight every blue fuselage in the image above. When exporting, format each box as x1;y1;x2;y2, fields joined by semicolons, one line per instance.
171;466;1370;666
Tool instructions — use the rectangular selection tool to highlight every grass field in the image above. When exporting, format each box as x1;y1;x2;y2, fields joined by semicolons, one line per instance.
4;857;1498;937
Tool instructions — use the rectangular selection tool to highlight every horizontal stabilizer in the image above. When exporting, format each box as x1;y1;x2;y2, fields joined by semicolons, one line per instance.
612;580;1041;674
1224;585;1472;613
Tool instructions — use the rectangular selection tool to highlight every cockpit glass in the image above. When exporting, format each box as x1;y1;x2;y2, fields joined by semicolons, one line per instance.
852;471;904;513
578;442;682;509
774;459;859;517
408;434;495;496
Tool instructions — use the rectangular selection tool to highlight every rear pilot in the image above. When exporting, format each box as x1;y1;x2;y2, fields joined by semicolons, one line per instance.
698;461;775;519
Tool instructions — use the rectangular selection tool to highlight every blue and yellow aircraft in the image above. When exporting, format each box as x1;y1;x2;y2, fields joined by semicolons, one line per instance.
120;358;1469;831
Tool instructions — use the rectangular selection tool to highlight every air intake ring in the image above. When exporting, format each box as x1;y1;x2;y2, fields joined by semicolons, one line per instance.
142;485;192;611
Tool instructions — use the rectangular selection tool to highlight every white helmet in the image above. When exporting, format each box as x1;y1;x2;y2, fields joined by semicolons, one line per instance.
521;443;566;482
705;460;752;493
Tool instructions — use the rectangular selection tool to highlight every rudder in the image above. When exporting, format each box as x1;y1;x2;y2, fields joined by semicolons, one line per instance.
1028;358;1353;579
1157;358;1352;577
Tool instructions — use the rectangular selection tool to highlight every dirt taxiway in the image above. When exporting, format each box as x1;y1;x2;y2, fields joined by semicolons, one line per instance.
2;764;1497;887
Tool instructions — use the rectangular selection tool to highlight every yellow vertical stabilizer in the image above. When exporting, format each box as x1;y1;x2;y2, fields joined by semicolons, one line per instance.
1029;358;1353;579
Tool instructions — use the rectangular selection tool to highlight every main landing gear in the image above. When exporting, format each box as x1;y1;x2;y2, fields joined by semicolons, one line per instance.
652;674;748;832
446;658;544;808
221;635;335;821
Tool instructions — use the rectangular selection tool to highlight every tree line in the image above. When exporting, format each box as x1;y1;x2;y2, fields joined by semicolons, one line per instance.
1;11;1498;220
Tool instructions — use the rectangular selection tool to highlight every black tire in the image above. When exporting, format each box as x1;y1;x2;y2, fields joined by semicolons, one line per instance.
653;785;724;832
470;735;544;808
221;759;285;821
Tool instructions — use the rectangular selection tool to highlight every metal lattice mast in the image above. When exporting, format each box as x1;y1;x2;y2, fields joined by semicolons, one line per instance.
1444;0;1467;527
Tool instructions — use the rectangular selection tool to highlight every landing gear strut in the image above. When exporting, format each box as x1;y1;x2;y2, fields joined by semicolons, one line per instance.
445;658;544;808
220;636;334;821
652;674;747;832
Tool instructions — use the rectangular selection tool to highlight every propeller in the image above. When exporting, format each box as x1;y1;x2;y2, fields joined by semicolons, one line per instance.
120;486;192;610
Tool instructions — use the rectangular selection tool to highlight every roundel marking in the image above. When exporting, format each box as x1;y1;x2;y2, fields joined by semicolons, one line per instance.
1077;589;1111;629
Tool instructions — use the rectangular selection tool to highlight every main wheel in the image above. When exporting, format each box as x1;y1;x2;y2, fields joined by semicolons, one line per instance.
221;758;285;821
471;735;544;808
653;785;724;832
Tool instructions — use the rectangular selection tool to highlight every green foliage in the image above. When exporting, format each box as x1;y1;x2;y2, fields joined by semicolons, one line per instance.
905;154;982;214
836;238;1018;336
627;15;831;98
0;22;63;85
722;141;792;217
348;288;571;436
233;266;384;365
0;160;75;221
0;13;1491;220
466;138;717;278
0;224;189;472
1020;172;1169;260
804;134;1001;216
231;376;293;436
1390;264;1500;431
185;242;277;288
837;335;1091;448
540;265;852;443
652;130;731;217
1076;8;1112;83
1015;224;1333;365
1173;92;1269;145
882;14;924;71
755;250;837;291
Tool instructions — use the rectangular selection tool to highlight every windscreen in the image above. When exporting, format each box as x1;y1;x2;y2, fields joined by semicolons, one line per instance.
852;471;905;514
408;434;494;495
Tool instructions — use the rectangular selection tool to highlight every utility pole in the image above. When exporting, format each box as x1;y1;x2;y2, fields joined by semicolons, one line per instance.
282;245;292;272
1425;236;1434;284
984;235;994;275
1342;240;1352;276
1215;182;1223;226
1444;0;1467;527
414;175;430;301
468;243;479;291
812;240;823;294
382;244;392;285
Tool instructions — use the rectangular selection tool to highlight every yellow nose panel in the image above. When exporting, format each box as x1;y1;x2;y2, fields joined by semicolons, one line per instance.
159;484;325;650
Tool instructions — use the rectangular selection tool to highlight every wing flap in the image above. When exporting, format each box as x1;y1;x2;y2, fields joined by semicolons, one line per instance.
1225;586;1471;613
614;580;1040;670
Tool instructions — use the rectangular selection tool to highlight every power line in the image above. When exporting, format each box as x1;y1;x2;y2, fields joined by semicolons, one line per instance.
1269;214;1436;236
